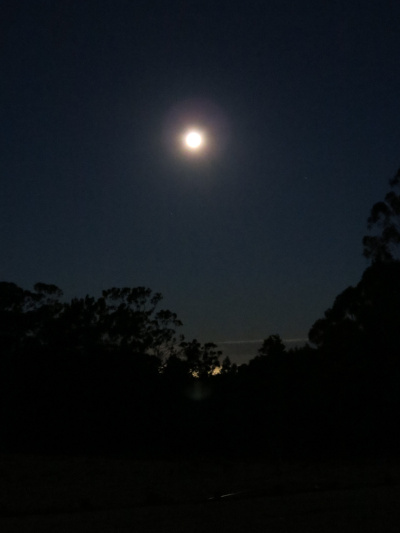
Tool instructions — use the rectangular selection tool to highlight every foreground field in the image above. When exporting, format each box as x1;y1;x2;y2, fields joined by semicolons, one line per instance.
0;454;399;532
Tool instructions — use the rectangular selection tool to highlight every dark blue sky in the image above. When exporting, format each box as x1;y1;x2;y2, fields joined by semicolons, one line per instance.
2;0;400;362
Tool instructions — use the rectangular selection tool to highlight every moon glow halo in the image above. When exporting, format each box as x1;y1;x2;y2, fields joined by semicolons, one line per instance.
163;98;229;162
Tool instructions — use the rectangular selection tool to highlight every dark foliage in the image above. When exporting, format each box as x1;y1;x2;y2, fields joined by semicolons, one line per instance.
2;171;400;460
1;275;400;461
363;168;400;262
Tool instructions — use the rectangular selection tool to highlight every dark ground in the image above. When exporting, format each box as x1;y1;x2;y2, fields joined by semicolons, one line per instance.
0;454;399;532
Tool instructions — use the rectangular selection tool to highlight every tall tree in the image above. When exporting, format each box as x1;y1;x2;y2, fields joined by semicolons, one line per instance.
257;334;286;358
98;287;182;359
244;335;287;375
308;261;400;360
311;167;400;358
363;168;400;263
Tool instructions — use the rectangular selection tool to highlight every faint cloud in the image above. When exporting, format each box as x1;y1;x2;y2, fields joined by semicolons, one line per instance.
217;338;307;345
215;337;309;365
217;339;264;345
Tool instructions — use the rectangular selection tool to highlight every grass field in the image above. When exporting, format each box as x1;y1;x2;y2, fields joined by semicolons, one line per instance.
0;453;399;532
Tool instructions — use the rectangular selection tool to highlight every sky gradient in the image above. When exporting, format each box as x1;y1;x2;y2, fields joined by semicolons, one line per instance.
2;0;400;362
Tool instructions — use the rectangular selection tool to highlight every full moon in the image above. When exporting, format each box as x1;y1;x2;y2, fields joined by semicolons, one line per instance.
185;131;203;149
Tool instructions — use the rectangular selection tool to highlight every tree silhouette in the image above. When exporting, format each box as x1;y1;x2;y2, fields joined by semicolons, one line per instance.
0;282;190;454
245;334;286;374
0;284;184;362
363;168;400;263
311;167;400;360
0;281;64;355
178;339;222;378
308;261;400;362
257;334;286;357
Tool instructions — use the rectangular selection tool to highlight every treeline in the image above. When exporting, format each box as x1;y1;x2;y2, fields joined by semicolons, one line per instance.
1;169;400;460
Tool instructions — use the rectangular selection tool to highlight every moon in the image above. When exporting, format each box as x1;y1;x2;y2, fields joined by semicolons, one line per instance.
163;98;229;162
184;130;203;149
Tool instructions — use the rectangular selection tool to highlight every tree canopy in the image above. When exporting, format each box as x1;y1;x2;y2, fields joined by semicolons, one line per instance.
2;169;400;459
308;169;400;363
0;283;182;362
363;168;400;263
308;261;400;361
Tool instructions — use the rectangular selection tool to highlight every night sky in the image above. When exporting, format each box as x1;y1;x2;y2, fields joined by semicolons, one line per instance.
2;1;400;363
